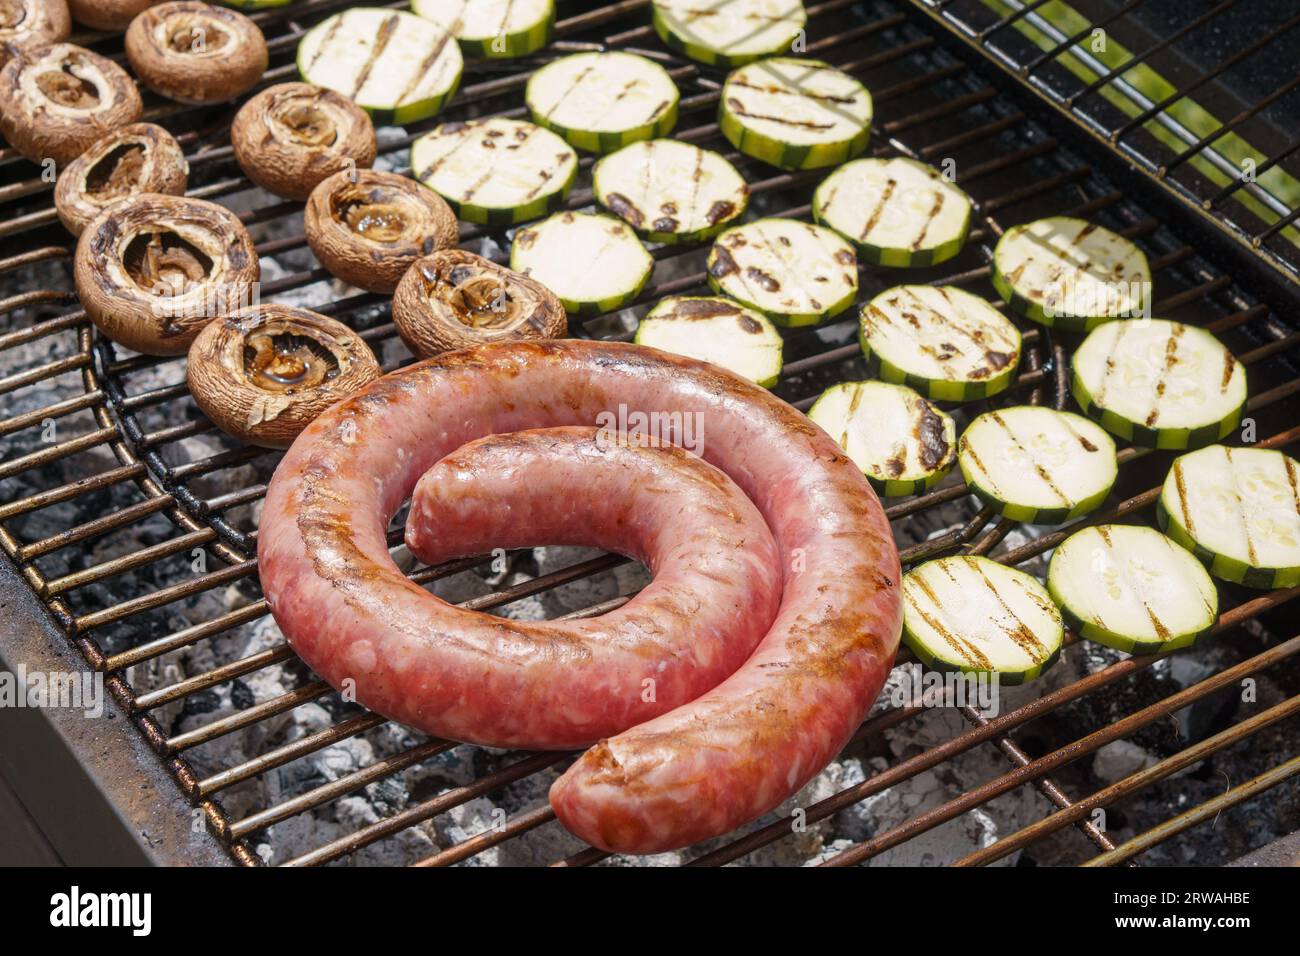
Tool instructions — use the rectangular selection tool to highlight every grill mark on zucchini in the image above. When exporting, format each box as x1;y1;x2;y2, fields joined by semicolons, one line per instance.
723;99;835;130
538;63;595;120
350;14;400;99
860;177;895;240
915;397;949;471
1096;525;1171;641
912;190;944;251
394;31;456;109
1221;348;1236;392
1172;458;1196;538
1145;322;1186;427
1224;447;1260;566
906;576;993;670
727;77;858;105
964;560;1051;662
1094;320;1130;407
987;411;1070;506
303;15;345;72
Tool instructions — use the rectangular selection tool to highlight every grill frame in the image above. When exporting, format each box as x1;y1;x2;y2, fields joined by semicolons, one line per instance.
0;0;1297;867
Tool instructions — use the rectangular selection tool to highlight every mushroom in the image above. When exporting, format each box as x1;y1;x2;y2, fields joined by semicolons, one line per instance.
125;1;266;104
68;0;160;32
231;82;377;202
0;42;142;166
187;303;381;448
392;249;567;358
54;122;187;235
0;0;70;61
74;192;260;356
304;168;459;294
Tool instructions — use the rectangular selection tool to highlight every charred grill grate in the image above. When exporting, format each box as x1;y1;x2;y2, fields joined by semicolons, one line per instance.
0;0;1298;866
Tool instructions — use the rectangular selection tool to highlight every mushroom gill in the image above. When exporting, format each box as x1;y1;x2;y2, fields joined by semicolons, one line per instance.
124;231;214;296
243;329;339;392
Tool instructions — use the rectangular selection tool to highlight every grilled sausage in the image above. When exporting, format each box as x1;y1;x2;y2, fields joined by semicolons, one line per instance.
257;340;902;853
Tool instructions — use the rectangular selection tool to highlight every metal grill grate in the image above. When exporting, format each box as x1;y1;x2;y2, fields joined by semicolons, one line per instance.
1;0;1298;866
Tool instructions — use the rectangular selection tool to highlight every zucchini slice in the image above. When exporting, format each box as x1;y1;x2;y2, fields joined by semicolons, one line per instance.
719;57;872;170
807;380;956;496
707;217;857;327
813;157;973;267
958;407;1117;524
1071;318;1247;450
991;217;1152;331
902;556;1063;685
1158;444;1300;590
412;117;577;226
859;285;1020;401
651;0;807;67
635;295;783;387
411;0;553;59
592;139;748;244
526;51;678;153
297;9;463;125
1047;525;1219;654
511;211;652;316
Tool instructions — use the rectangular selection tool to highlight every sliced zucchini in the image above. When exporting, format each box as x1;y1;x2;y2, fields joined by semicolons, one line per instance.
297;9;463;125
592;139;748;244
859;285;1020;401
412;117;577;226
511;211;652;316
902;556;1063;685
651;0;806;68
813;157;973;267
707;218;857;327
1158;445;1300;590
1071;318;1247;450
991;217;1152;331
958;407;1117;524
1047;525;1219;654
719;57;872;170
526;51;678;153
411;0;553;59
635;296;783;388
807;381;956;496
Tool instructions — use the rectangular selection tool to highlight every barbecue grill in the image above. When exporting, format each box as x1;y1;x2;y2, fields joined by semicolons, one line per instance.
1;0;1298;867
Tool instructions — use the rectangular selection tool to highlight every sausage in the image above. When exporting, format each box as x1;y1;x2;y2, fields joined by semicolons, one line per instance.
402;425;782;747
257;340;902;853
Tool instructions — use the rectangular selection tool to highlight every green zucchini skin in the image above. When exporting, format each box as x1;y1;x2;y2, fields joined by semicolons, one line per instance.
1156;445;1300;590
511;211;652;317
813;157;973;267
411;0;554;59
526;52;679;154
718;58;872;171
651;0;806;68
858;285;1021;401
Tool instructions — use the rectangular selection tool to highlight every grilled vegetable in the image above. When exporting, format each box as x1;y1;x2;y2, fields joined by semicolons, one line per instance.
859;285;1020;400
526;51;678;152
719;58;872;170
707;218;857;326
813;157;972;267
651;0;806;67
222;0;293;8
958;407;1117;523
297;8;463;125
126;1;268;105
1158;445;1300;590
808;380;956;496
991;217;1151;331
511;211;652;316
593;138;748;244
412;116;577;226
1071;318;1246;449
902;556;1063;685
635;295;783;387
412;0;553;59
1047;525;1218;654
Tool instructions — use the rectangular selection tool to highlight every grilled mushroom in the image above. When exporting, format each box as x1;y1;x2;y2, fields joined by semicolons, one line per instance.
0;42;142;166
68;0;159;32
74;193;260;355
125;1;267;104
0;0;70;60
187;303;381;448
54;122;187;235
231;82;377;201
304;168;459;294
392;249;567;357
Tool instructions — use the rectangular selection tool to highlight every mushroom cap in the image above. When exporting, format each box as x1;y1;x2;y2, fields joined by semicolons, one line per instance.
187;303;381;448
54;121;188;235
0;0;71;60
231;82;377;202
392;249;567;358
304;168;459;294
75;192;261;356
68;0;160;32
125;1;267;104
0;41;142;165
